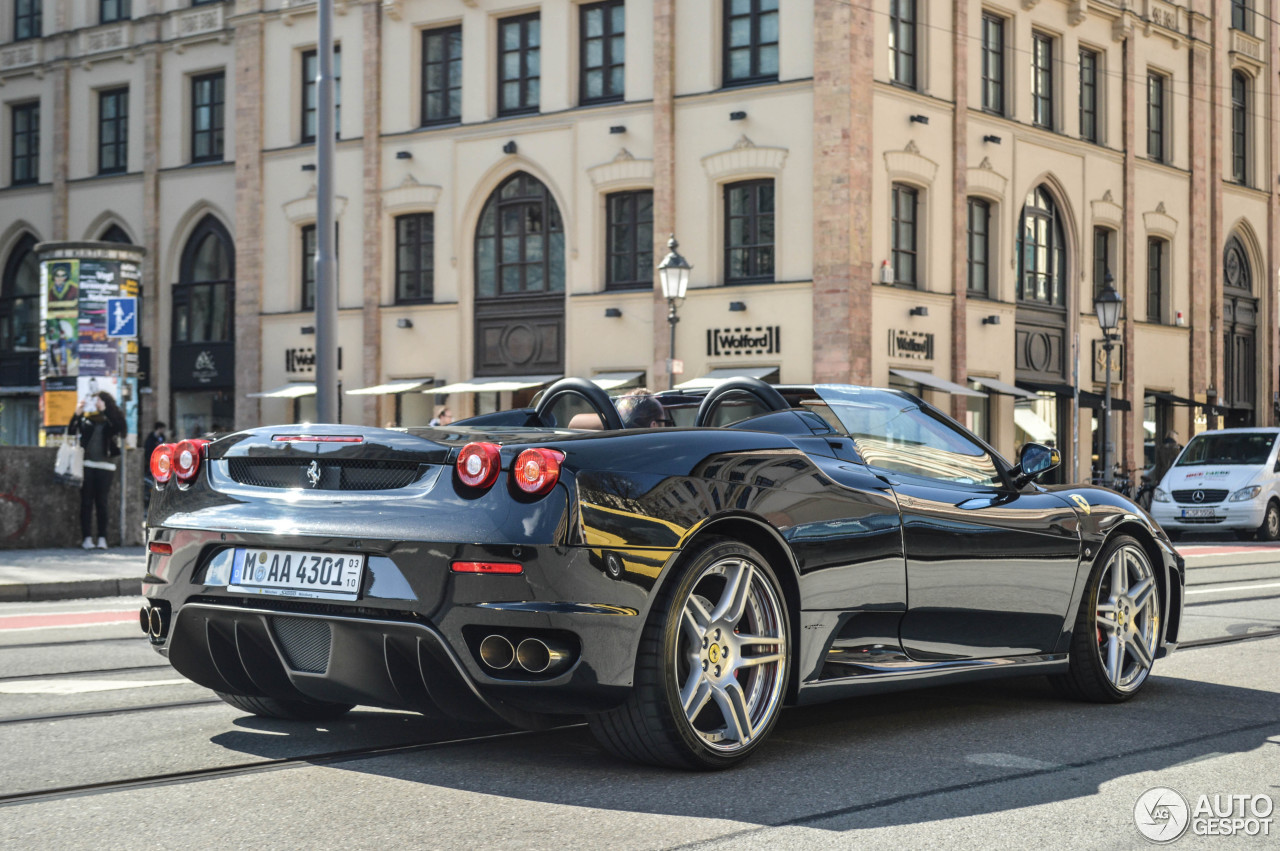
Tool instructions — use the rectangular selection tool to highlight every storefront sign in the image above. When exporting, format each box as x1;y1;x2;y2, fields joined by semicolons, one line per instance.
705;326;781;357
1092;339;1125;384
888;329;934;360
170;343;234;390
286;346;343;375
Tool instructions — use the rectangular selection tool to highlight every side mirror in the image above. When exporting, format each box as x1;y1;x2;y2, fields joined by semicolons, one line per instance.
1013;442;1061;487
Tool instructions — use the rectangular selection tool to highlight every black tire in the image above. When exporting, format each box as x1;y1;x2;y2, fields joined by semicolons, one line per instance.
215;691;355;722
1256;500;1280;542
587;537;790;770
1050;534;1161;703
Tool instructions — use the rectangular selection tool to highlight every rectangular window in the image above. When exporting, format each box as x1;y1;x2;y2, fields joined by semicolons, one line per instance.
581;1;625;104
395;213;435;304
1031;33;1054;130
888;0;916;90
967;198;989;296
723;0;780;87
981;15;1004;115
1093;227;1112;299
14;0;41;41
1232;72;1248;184
10;102;39;185
422;25;462;125
1079;47;1098;143
100;0;129;23
605;190;654;289
191;72;225;163
891;183;918;288
98;88;129;175
300;223;338;311
1232;0;1252;33
498;14;540;115
302;47;342;143
1147;238;1165;323
1147;71;1166;163
966;384;991;443
724;179;775;284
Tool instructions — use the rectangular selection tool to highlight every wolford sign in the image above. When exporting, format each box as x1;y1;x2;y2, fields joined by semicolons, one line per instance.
706;326;781;357
888;329;934;360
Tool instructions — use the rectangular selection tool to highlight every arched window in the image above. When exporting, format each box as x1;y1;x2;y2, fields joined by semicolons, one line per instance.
1232;71;1249;185
174;215;234;344
1016;186;1066;307
99;224;132;244
1224;235;1251;293
1;233;40;353
474;172;564;298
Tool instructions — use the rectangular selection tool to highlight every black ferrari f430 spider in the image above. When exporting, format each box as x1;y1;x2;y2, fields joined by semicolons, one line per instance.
141;378;1183;769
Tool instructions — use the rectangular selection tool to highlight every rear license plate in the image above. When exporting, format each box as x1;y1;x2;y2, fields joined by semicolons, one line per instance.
1180;508;1215;519
229;548;364;601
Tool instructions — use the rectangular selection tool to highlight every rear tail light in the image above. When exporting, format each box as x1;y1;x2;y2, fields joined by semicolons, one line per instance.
173;439;209;484
451;561;523;575
148;542;173;556
513;448;564;496
150;443;175;485
457;442;501;489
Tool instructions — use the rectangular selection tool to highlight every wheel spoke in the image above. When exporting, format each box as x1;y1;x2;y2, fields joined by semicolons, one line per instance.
1105;634;1122;685
711;560;754;625
682;676;713;721
1129;577;1155;614
1096;614;1120;634
735;652;783;670
1128;635;1154;671
1110;552;1128;596
734;633;782;648
712;680;755;744
683;596;712;644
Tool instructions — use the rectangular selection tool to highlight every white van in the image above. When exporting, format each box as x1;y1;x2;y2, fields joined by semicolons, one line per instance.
1150;428;1280;540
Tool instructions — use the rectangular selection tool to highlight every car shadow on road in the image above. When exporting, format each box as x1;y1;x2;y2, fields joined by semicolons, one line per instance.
208;671;1280;832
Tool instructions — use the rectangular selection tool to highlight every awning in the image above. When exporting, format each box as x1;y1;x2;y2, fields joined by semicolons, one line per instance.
1016;380;1076;398
591;371;645;391
429;374;561;394
1078;390;1132;412
889;368;986;398
1015;380;1131;412
968;375;1039;400
247;383;316;399
1014;407;1057;443
1147;390;1200;408
345;379;431;396
674;366;779;391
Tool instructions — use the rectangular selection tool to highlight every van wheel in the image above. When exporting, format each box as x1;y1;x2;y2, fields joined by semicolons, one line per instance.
1257;500;1280;542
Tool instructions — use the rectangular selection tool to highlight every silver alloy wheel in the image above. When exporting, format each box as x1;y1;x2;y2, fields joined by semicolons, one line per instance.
1266;503;1280;540
675;556;787;753
1094;543;1159;692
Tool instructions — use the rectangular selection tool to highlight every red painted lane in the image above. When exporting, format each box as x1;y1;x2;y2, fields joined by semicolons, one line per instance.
1176;543;1280;557
0;610;138;631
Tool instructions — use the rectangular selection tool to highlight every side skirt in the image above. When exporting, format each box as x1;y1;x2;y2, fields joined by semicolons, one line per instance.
793;653;1069;705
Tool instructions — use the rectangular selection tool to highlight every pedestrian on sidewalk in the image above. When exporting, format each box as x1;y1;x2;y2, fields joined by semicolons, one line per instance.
429;406;453;427
68;391;126;550
142;421;167;510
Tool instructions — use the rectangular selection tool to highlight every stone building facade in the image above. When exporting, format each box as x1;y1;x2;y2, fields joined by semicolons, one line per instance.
1;0;1277;483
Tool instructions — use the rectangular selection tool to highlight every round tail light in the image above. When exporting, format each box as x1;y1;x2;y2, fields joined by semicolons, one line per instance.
513;448;565;496
150;443;175;485
173;439;208;484
457;442;501;489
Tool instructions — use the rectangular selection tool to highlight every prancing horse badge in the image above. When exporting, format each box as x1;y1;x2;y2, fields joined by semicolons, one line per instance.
306;460;320;488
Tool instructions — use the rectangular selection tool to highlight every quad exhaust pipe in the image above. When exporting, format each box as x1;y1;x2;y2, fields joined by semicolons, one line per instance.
479;634;573;675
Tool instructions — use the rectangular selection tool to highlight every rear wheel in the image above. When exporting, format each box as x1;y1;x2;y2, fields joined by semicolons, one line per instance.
1256;500;1280;542
215;691;354;722
1051;535;1161;702
588;537;790;769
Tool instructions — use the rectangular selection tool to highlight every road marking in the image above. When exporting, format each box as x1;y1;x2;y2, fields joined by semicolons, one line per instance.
0;678;189;695
966;753;1061;770
1186;582;1280;595
0;611;137;632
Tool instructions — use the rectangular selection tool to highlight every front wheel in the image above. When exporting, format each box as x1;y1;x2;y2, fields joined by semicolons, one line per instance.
588;538;790;769
1051;535;1161;702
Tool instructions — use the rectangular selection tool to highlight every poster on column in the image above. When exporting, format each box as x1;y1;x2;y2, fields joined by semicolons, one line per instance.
76;260;121;377
43;260;80;378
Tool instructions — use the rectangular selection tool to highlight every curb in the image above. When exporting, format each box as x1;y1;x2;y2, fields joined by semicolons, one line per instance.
0;577;144;603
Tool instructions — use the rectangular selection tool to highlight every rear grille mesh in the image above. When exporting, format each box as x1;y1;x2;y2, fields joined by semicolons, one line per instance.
1171;489;1229;505
270;616;332;673
226;457;425;490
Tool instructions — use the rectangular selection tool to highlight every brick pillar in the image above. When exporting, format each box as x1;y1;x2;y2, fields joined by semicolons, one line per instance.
141;45;164;433
1120;29;1137;476
232;9;265;429
949;0;968;421
1187;6;1211;434
1268;8;1280;426
1207;4;1225;429
50;63;69;240
360;1;382;427
651;0;676;389
811;0;872;385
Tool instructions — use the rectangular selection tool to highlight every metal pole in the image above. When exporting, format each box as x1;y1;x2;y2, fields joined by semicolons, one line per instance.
667;301;678;390
1102;335;1113;489
314;0;338;423
118;338;127;542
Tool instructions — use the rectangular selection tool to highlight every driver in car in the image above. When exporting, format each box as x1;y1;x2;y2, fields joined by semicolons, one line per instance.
615;388;670;429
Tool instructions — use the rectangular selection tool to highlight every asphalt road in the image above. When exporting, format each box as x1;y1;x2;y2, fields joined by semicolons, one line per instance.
0;543;1276;850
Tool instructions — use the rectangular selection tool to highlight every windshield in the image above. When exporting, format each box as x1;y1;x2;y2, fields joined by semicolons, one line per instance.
1175;432;1277;467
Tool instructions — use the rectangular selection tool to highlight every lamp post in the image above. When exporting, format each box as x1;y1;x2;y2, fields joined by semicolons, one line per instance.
657;235;691;390
1094;272;1123;488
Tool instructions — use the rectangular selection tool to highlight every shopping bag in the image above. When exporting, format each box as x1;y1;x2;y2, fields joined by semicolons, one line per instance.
53;440;84;486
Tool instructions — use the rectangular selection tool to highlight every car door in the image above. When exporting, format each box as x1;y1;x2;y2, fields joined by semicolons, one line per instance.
849;404;1081;661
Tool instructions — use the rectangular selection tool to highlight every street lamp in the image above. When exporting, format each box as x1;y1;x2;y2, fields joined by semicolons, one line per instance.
657;234;692;390
1094;272;1124;488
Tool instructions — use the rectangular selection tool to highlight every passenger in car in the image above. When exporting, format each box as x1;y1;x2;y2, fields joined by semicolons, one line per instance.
615;388;671;429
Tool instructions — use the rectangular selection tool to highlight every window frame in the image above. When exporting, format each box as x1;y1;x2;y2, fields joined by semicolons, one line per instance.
301;46;342;144
966;197;990;297
1231;70;1249;185
888;0;917;91
100;0;129;24
14;0;41;42
474;172;565;298
10;101;40;186
0;233;39;356
723;178;776;285
605;189;654;290
580;0;626;105
1078;46;1099;144
394;212;435;305
1017;186;1066;308
97;87;129;176
1146;237;1166;323
1231;0;1253;34
421;25;463;126
722;0;780;88
1147;70;1167;164
300;222;338;311
1031;32;1055;131
173;215;235;345
890;182;919;289
190;71;225;164
980;13;1004;115
497;13;541;116
1092;226;1113;300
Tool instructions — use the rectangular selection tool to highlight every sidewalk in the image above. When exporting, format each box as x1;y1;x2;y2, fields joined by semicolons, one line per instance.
0;547;145;603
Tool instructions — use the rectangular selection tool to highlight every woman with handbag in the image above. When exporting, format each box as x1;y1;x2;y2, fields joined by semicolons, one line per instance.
68;391;126;549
